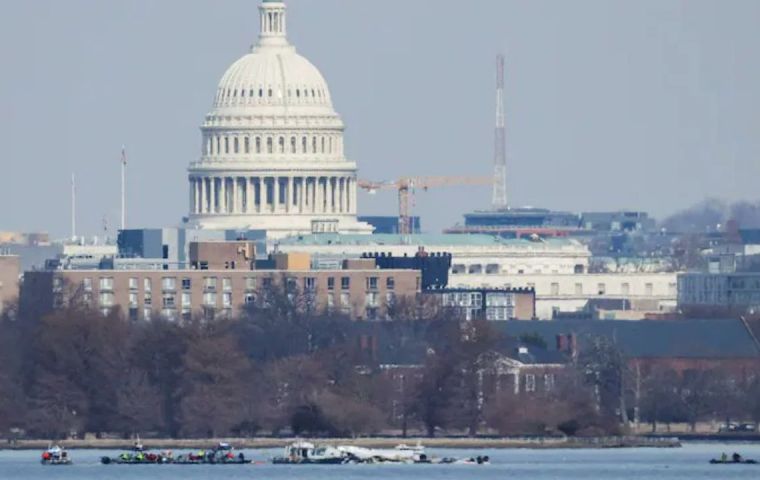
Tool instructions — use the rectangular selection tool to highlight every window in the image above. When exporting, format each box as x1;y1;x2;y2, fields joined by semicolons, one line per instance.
304;277;316;291
452;264;466;275
267;137;273;154
525;374;536;393
244;292;256;305
128;277;137;290
223;292;232;308
256;137;261;153
468;264;482;274
291;136;297;153
245;277;257;290
234;137;239;154
341;277;350;290
244;137;250;154
224;136;229;154
144;291;152;306
486;264;500;274
321;137;325;153
99;277;114;291
668;282;677;296
163;294;176;308
366;292;379;307
621;283;630;296
222;277;232;292
144;278;152;291
99;292;115;307
367;277;378;291
327;277;335;291
386;277;395;290
129;292;138;308
278;136;285;153
302;136;307;153
386;292;396;308
181;292;191;307
550;283;560;296
203;292;217;307
312;137;317;153
182;278;192;290
162;277;176;291
204;277;217;291
575;283;583;295
83;278;93;292
645;283;654;296
544;373;555;391
143;308;152;321
597;283;606;295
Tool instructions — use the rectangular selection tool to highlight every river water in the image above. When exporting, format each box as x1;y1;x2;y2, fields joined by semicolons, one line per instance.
1;442;759;479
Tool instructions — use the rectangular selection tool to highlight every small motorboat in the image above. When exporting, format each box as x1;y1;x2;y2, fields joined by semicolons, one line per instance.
41;445;72;465
272;441;349;464
710;453;757;464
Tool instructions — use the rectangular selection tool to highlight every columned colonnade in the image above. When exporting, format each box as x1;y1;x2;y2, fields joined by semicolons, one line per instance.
189;175;356;215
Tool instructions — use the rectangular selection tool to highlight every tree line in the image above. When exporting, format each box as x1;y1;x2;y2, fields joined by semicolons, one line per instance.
1;290;759;439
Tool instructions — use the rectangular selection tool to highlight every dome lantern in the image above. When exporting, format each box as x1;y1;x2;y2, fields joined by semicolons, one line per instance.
258;0;288;48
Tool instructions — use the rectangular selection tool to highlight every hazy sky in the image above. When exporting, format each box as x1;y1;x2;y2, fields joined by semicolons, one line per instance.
2;0;759;238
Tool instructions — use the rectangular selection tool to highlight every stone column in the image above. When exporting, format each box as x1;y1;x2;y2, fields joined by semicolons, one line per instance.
285;177;291;213
200;177;207;213
209;177;217;213
246;177;253;213
272;176;279;213
299;177;306;213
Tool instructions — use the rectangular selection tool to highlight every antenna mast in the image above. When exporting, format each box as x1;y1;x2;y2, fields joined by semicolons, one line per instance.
71;173;77;241
491;54;508;210
121;146;127;231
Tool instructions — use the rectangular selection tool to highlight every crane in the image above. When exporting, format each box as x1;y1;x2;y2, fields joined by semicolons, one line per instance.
357;176;492;235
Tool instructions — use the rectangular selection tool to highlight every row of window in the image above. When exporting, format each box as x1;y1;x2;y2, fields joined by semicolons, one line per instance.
81;275;397;294
216;85;326;103
451;264;584;275
205;134;340;157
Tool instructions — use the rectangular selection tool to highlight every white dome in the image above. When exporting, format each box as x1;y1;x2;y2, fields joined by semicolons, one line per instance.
187;0;372;238
213;48;335;114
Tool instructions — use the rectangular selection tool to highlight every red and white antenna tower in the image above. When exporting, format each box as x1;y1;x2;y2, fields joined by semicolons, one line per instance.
491;54;508;210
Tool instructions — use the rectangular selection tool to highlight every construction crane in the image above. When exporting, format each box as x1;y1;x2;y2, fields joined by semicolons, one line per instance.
357;176;492;235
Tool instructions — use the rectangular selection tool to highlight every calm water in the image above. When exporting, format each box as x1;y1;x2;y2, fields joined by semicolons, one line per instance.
1;443;759;480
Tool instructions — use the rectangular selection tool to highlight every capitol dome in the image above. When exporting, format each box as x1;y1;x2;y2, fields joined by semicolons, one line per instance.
187;0;371;238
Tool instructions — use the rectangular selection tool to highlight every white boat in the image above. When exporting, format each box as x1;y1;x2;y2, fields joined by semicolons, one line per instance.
41;445;72;465
272;440;349;464
338;442;426;463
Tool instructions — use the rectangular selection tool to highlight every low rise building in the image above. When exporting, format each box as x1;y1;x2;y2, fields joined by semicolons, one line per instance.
424;287;536;320
678;272;760;317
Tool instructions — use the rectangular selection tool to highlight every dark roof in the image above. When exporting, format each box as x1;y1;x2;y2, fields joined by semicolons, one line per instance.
740;229;760;245
495;319;760;359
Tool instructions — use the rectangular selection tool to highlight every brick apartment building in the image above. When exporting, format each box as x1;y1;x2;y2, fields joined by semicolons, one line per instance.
21;241;421;321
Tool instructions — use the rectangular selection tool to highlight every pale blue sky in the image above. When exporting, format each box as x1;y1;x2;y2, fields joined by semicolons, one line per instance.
1;0;759;237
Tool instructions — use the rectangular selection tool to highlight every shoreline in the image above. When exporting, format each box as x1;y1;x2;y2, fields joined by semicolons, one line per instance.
1;436;681;450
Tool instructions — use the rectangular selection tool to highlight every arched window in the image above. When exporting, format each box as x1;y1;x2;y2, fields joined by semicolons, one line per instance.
312;137;317;154
233;89;237;97
224;137;230;154
296;89;300;98
304;89;309;98
259;88;263;98
268;88;273;98
267;137;273;154
244;137;250;154
321;137;325;153
278;137;285;153
311;89;315;98
255;137;261;154
302;137;307;153
215;136;220;155
234;137;239;154
291;137;297;154
241;89;246;98
249;89;254;97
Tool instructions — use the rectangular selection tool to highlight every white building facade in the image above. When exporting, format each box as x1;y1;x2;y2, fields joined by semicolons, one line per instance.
187;0;371;238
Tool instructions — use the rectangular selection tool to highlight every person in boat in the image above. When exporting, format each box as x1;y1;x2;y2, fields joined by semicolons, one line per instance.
732;452;743;462
41;451;52;461
721;453;728;462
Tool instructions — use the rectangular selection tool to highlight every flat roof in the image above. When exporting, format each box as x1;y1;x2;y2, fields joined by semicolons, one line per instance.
276;233;578;248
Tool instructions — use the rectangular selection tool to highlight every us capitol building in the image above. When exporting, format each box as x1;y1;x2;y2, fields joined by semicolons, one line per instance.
187;0;372;238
